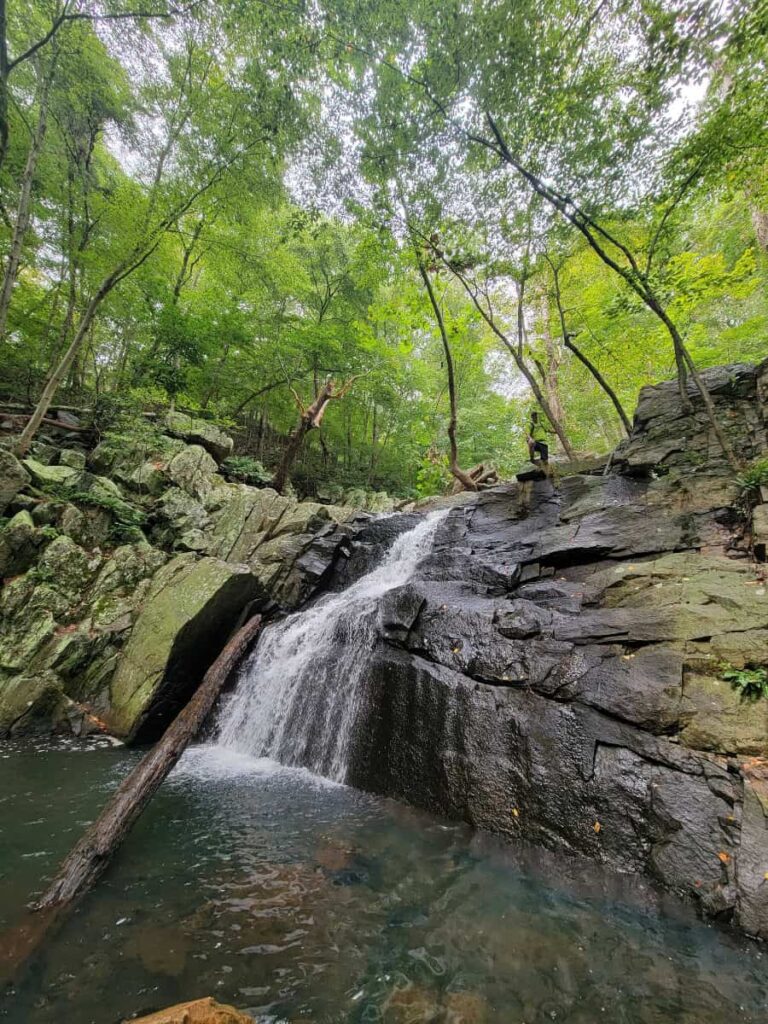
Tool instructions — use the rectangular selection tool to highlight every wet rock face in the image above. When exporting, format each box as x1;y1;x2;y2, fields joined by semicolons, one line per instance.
340;361;768;938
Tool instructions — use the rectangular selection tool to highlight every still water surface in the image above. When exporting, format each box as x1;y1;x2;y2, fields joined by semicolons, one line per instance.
1;741;766;1023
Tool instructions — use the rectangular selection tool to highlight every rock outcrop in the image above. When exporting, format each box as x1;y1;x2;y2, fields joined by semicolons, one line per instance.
0;415;363;740
333;360;768;938
107;556;262;740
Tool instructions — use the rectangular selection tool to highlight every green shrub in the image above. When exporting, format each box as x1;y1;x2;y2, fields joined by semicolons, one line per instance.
722;664;768;702
735;457;768;498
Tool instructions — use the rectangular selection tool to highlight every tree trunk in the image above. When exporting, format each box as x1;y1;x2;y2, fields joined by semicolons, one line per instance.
545;256;632;436
272;380;335;494
483;115;737;466
538;290;566;428
0;0;8;175
417;261;478;491
0;614;263;986
0;65;52;339
13;282;111;457
511;287;575;461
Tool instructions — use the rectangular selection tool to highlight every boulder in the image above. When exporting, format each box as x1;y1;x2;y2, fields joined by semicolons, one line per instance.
130;459;168;496
107;555;263;739
0;448;30;512
164;411;234;462
168;444;219;500
206;485;292;563
0;509;51;577
59;449;87;470
29;441;58;465
0;668;66;736
59;502;112;548
22;457;82;489
36;534;98;597
315;360;768;937
752;503;768;561
343;486;368;509
125;997;253;1024
155;487;209;541
87;473;124;501
613;362;766;475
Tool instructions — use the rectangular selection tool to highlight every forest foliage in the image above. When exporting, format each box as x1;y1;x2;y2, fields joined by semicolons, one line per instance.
0;0;766;497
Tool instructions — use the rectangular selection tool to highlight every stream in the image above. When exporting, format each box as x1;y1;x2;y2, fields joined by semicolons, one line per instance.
2;740;767;1023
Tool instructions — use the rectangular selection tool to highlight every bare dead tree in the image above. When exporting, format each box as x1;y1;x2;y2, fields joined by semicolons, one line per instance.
271;376;362;494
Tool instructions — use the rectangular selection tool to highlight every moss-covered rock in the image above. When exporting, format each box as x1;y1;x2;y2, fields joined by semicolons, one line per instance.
0;607;57;671
168;444;218;500
0;509;51;577
36;534;98;597
106;555;263;739
22;457;82;489
206;485;291;562
164;411;234;463
59;449;87;470
129;460;168;496
153;487;209;547
0;448;30;512
0;668;66;736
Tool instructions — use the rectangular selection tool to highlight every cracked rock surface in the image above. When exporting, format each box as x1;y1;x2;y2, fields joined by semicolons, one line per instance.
332;360;768;938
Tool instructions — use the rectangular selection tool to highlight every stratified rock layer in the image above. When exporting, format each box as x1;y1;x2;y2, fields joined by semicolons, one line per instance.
334;360;768;937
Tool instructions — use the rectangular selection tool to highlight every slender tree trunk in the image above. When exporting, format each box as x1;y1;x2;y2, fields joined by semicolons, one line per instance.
538;290;566;428
546;256;631;436
417;261;478;490
0;66;53;339
0;0;8;175
272;380;336;494
483;115;737;467
368;403;378;483
13;275;117;456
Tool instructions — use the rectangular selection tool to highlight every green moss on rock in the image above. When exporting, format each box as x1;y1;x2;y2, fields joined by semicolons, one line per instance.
107;555;263;739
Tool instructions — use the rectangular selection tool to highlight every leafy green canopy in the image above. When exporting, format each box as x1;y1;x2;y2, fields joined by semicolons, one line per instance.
0;0;765;496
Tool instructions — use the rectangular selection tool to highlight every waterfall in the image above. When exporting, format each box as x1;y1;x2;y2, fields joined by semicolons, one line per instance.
215;510;447;782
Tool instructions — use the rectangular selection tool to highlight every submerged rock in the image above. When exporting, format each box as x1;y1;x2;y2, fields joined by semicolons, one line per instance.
125;996;253;1024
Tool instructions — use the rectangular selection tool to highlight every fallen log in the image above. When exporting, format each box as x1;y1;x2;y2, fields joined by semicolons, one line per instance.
0;613;262;986
37;613;262;909
0;412;91;433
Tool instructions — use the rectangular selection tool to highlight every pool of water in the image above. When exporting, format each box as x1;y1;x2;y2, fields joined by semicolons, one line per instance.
1;741;766;1024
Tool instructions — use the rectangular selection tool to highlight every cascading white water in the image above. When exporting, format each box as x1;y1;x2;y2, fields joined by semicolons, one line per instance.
215;510;448;782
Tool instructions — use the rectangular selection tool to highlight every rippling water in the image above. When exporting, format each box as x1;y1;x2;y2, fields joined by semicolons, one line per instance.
1;741;766;1023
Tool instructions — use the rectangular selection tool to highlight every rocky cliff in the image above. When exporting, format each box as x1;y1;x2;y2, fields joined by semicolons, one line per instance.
0;412;370;740
334;361;768;938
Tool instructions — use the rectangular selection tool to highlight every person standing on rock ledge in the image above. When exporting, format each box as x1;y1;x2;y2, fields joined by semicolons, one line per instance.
526;410;553;469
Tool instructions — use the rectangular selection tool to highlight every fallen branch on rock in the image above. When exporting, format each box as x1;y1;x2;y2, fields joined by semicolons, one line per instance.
0;614;262;987
448;462;498;494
